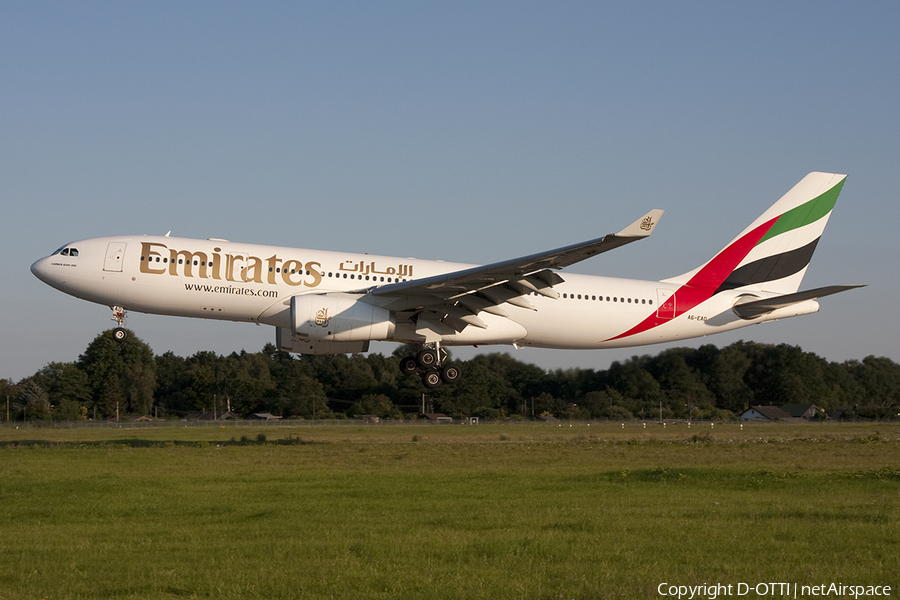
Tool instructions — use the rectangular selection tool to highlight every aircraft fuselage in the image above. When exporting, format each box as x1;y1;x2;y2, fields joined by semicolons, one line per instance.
30;234;815;351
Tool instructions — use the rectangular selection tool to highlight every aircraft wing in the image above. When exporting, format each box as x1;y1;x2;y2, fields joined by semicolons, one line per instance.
364;209;663;333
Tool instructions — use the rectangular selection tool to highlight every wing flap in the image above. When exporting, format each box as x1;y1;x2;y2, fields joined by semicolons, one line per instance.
456;293;509;317
516;274;560;299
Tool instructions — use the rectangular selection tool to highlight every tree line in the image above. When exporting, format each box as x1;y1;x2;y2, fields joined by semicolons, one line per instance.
3;329;899;422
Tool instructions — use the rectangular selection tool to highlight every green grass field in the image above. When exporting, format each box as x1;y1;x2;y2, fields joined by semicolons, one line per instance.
0;422;897;599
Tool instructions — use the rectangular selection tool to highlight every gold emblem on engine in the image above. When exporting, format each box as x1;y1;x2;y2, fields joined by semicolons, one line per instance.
315;308;331;327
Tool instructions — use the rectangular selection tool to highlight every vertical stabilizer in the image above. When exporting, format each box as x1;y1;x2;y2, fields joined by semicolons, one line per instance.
664;172;846;295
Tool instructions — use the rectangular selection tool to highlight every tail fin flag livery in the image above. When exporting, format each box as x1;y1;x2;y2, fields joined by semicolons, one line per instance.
671;171;845;294
31;172;863;388
608;172;860;344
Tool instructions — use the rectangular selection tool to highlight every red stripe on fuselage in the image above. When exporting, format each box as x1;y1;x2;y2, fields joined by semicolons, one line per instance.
605;216;779;341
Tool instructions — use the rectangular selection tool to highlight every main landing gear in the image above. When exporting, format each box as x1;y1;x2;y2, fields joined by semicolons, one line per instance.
399;342;462;389
111;305;128;342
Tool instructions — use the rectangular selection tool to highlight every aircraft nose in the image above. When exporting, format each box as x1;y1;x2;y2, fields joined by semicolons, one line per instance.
32;254;76;293
31;256;51;283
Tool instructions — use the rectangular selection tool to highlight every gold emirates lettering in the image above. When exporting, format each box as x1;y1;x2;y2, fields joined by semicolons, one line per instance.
140;242;322;288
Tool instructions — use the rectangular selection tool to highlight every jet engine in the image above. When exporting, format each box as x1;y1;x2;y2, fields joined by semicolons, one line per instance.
291;293;394;342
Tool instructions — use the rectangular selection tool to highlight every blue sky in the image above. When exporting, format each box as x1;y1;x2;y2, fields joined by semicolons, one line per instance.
3;2;898;381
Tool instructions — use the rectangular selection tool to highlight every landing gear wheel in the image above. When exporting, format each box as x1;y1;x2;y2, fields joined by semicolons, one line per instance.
113;327;128;342
416;349;438;369
441;363;462;384
400;341;464;386
422;370;443;389
400;356;419;375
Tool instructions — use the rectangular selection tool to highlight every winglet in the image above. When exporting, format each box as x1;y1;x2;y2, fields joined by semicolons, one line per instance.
615;209;664;238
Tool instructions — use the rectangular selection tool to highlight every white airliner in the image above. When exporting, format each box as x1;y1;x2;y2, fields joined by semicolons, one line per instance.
32;172;861;387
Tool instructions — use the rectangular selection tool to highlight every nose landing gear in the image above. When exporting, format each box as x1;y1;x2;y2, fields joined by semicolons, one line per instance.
400;342;462;388
111;306;128;342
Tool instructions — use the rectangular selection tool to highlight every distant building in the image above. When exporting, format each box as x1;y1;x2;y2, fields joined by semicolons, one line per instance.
424;413;452;424
185;411;238;421
741;406;792;421
248;413;282;421
780;403;824;419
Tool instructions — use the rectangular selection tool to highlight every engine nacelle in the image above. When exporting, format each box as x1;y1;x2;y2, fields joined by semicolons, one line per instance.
291;293;394;342
276;327;370;355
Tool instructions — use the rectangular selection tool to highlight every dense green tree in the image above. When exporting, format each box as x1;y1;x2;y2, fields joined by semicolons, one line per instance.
125;361;157;415
97;377;126;419
434;356;514;418
648;348;716;416
277;373;330;418
35;362;91;410
473;353;548;410
598;404;635;421
543;367;589;404
183;350;221;410
17;379;52;421
348;393;397;419
818;360;862;411
269;355;318;408
742;343;828;408
604;355;662;416
329;354;379;401
301;354;378;404
703;344;754;413
154;351;190;417
579;388;629;419
10;331;900;422
845;355;900;418
55;398;87;421
78;329;157;418
220;351;277;414
363;353;401;397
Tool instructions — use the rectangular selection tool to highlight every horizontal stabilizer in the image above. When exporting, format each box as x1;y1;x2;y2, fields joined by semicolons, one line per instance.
732;285;865;319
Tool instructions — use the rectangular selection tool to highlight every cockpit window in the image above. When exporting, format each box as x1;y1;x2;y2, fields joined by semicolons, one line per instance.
51;246;78;257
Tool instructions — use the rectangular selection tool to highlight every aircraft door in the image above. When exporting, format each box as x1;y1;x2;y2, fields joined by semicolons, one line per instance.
103;242;127;272
656;289;675;320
